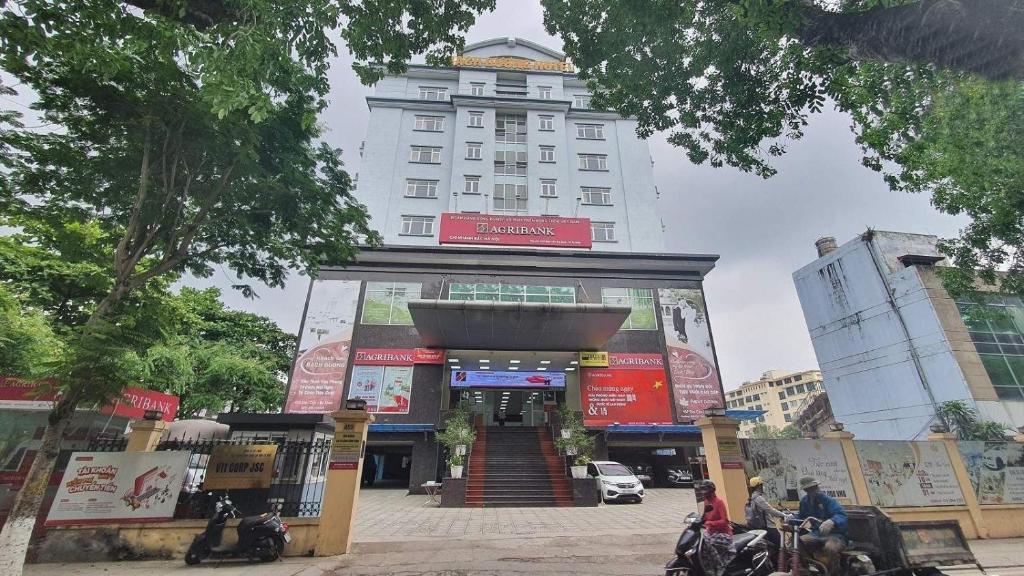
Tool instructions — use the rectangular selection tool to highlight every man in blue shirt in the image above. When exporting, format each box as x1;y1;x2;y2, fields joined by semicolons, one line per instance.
796;476;848;575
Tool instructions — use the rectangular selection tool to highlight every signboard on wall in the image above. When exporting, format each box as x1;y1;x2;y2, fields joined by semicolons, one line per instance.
578;351;609;367
438;213;592;249
330;422;363;470
658;289;724;422
99;387;179;422
348;365;413;414
856;441;965;507
742;439;856;503
203;445;278;490
46;451;189;526
1;378;179;422
581;353;673;427
286;280;361;413
958;441;1024;504
353;348;446;366
450;370;566;388
0;377;57;410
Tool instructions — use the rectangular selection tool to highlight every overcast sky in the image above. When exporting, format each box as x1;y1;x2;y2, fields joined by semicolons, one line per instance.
185;0;968;390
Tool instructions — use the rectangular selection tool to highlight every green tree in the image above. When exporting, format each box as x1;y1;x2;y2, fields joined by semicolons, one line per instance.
0;286;63;379
541;0;1024;293
936;400;1012;440
0;0;494;570
778;425;804;439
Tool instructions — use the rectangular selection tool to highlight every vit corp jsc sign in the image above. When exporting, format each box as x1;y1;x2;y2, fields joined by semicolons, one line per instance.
439;213;592;249
203;445;278;490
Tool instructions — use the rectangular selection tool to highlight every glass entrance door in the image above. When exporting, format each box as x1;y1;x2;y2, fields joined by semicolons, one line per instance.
467;390;548;427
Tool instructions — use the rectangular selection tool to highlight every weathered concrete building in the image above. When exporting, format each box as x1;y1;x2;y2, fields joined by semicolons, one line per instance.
793;230;1024;439
725;369;824;437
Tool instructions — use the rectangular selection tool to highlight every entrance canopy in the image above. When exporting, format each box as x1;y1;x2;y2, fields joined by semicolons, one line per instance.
407;300;631;351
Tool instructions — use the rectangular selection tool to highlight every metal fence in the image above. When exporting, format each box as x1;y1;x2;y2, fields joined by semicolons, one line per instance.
156;438;331;519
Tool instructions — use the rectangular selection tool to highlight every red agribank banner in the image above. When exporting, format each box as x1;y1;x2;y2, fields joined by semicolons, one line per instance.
352;348;445;366
581;354;673;427
439;213;592;249
1;376;178;422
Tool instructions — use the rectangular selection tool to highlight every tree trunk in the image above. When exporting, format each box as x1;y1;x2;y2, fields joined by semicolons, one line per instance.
794;0;1024;80
0;395;76;575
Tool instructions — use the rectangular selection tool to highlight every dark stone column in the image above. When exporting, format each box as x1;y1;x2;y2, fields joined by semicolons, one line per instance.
440;477;467;507
572;477;600;507
407;434;438;494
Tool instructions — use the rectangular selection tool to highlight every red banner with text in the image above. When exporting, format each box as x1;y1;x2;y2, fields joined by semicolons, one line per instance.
581;354;673;427
439;213;592;249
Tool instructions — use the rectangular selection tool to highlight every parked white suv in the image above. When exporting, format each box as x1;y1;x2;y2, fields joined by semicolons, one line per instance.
587;461;645;503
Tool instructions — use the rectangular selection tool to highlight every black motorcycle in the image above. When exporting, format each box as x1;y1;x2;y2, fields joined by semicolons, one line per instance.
665;513;775;576
185;494;290;565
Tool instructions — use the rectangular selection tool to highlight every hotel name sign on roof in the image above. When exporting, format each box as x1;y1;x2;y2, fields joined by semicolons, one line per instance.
450;55;574;73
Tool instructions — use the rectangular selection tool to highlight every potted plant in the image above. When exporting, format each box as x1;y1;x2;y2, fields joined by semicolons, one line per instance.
437;402;476;475
448;453;464;478
555;406;595;478
571;454;592;479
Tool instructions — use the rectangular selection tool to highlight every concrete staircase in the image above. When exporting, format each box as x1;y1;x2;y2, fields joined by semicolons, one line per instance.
465;426;573;507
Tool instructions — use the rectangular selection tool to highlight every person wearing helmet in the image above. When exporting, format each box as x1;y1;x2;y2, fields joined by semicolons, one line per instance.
697;480;734;576
745;476;786;547
795;476;848;575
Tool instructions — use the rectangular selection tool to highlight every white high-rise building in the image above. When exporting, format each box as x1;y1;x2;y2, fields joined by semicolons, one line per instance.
356;37;665;252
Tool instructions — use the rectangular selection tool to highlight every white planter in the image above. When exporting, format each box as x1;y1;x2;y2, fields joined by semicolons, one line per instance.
455;445;467;456
566;447;578;456
450;465;464;479
560;429;572;439
571;465;588;479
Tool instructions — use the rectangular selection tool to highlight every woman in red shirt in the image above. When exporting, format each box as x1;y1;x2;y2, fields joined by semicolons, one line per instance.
699;481;735;576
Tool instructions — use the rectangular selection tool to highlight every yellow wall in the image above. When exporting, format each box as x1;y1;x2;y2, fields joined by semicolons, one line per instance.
43;517;321;561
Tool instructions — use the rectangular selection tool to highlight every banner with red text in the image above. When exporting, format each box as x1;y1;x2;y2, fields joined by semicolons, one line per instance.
285;280;361;413
581;354;673;427
439;213;592;249
659;289;724;422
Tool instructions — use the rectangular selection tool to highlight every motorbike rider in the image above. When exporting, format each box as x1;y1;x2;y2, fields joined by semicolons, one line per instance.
795;475;848;575
698;480;734;576
744;476;786;547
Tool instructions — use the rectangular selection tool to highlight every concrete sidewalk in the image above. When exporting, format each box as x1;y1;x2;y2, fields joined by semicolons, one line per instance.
24;535;1024;576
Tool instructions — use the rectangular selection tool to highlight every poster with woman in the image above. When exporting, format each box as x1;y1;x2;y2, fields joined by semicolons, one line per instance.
377;366;413;414
349;365;383;412
658;288;724;422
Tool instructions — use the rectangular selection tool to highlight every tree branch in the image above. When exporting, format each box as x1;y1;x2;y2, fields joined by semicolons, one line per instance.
794;0;1024;80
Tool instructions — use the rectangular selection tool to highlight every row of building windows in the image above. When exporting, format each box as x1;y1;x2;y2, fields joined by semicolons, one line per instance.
362;282;655;327
415;114;606;139
418;85;592;108
726;379;822;409
399;215;617;242
408;144;609;170
957;295;1024;400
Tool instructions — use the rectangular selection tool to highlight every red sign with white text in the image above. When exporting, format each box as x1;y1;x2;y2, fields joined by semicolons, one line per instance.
99;387;179;422
0;376;58;409
353;348;446;366
439;213;592;249
581;354;673;427
1;377;177;421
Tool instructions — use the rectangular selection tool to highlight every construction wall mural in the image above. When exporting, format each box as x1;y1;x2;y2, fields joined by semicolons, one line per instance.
658;288;723;422
958;441;1024;504
285;280;362;413
855;441;965;507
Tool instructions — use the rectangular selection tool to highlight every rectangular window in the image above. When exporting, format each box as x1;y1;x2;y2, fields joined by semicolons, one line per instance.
581;186;612;206
539;145;555;163
578;153;608;171
602;288;656;329
573;94;591;108
778;390;786;399
576;123;605;139
794;374;803;381
754;404;763;412
362;282;421;325
414;115;444;131
449;283;575;304
784;377;793;383
781;401;789;411
400;215;434;236
494;150;527;176
541;179;557;198
409;146;441;164
496;113;527;143
591;221;615;242
468;111;484;128
538;115;554;131
784;413;793;423
538;86;552;99
463;176;480;195
419;86;448;101
493;183;527;212
470;82;485;96
466;142;482;160
405;179;438;198
795;383;806;394
956;295;1024;400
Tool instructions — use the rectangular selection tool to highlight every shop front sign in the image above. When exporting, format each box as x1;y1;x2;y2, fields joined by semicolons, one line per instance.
451;55;574;73
581;353;673;427
353;348;446;366
439;213;592;249
450;370;566;388
578;351;609;367
203;444;278;490
2;377;179;422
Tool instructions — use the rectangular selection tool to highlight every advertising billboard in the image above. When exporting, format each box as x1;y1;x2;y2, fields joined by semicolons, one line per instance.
438;213;592;249
658;288;724;422
742;439;856;503
450;371;566;388
856;441;965;507
348;365;414;414
285;280;361;413
580;353;673;427
46;451;189;526
958;441;1024;504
